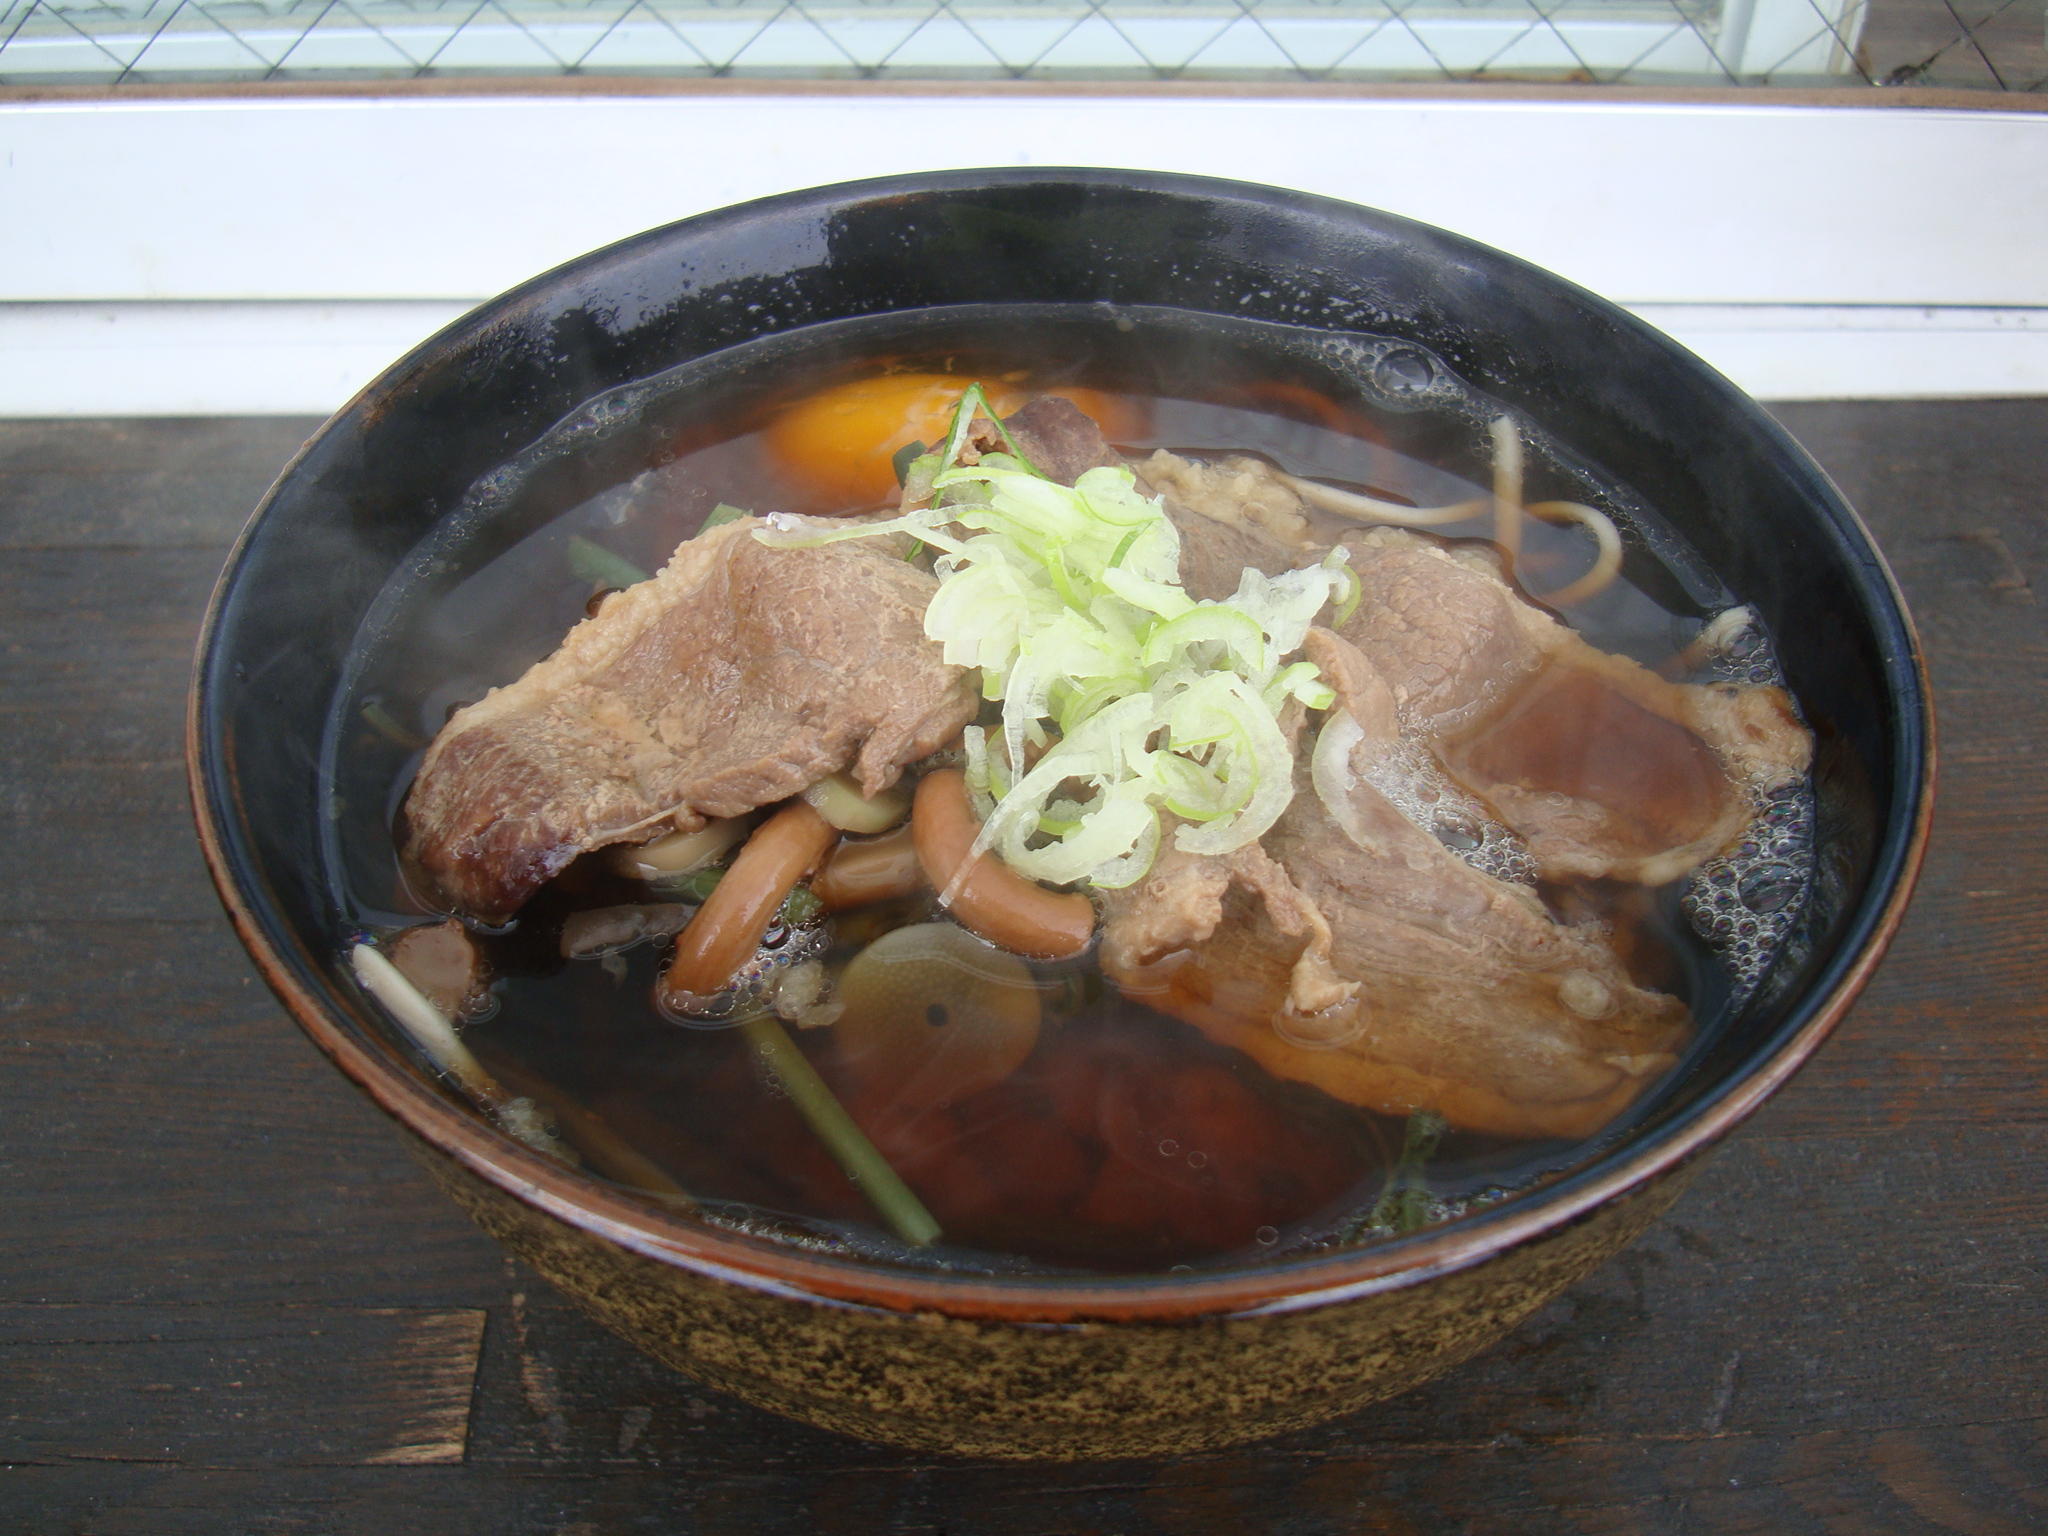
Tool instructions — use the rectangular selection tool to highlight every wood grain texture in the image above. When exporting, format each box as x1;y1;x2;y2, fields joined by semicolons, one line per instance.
0;1304;484;1468
0;418;319;550
0;405;2043;1533
1761;401;2047;1142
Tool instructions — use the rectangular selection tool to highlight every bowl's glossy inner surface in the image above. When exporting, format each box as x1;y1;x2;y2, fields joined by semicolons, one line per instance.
193;170;1927;1306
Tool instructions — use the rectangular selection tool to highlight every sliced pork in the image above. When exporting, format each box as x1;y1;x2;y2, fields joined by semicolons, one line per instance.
403;517;980;923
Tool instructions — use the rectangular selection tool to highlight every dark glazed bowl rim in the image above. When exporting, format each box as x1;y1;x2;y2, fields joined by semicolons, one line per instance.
189;167;1934;1326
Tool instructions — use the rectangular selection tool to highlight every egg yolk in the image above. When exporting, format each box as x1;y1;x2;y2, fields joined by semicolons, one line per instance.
763;373;1142;513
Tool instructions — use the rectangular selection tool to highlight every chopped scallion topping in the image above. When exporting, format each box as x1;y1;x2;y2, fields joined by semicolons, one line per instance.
755;387;1352;888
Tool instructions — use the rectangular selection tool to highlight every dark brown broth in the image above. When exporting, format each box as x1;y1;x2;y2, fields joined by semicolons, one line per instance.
336;374;1771;1277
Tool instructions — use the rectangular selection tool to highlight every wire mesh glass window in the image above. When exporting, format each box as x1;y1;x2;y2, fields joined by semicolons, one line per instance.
0;0;2039;86
0;0;1886;83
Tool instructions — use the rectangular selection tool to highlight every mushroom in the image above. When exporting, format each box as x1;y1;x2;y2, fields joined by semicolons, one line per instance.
834;923;1042;1110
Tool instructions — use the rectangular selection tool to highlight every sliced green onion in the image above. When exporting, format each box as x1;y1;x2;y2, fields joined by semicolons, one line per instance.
961;726;998;821
1326;549;1363;624
1100;567;1195;621
936;383;987;470
1265;660;1337;714
890;439;929;485
924;383;1045;481
1141;604;1267;676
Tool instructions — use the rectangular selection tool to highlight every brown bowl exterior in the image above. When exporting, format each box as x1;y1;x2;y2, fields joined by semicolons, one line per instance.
190;169;1935;1458
415;1127;1698;1458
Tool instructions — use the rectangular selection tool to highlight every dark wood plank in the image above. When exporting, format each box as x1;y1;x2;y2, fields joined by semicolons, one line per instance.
7;1415;2043;1536
0;1303;484;1468
1758;401;2048;1142
0;550;218;926
0;921;511;1310
0;418;319;550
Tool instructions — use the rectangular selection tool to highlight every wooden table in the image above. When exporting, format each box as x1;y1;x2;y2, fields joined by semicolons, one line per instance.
3;402;2041;1533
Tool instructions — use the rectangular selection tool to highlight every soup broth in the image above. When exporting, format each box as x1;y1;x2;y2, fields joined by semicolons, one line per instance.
323;308;1814;1277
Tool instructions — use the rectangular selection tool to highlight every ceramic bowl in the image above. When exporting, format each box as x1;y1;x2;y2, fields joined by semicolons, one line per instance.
189;169;1932;1460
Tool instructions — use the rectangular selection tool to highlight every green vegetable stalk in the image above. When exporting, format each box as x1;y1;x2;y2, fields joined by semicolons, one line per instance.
1347;1109;1448;1240
566;534;653;591
740;1012;942;1248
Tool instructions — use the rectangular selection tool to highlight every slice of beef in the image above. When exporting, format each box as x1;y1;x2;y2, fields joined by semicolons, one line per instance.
403;517;979;923
943;396;1126;489
1137;450;1316;555
1337;531;1539;728
1337;527;1811;884
1135;450;1313;603
1099;630;1689;1141
1001;396;1128;484
904;396;1125;513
